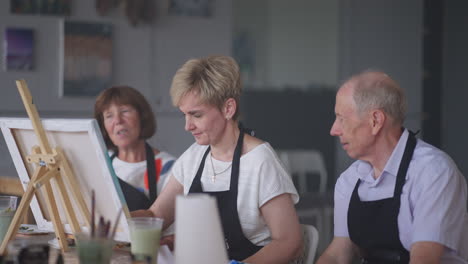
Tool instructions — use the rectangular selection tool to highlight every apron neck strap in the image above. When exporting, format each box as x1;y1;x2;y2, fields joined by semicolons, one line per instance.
394;130;417;197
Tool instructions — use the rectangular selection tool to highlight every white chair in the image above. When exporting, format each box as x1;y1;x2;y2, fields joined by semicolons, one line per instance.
321;206;334;250
302;224;319;264
277;149;327;194
297;208;323;256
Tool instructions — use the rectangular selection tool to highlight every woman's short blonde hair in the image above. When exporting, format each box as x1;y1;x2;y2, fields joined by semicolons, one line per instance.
170;55;242;120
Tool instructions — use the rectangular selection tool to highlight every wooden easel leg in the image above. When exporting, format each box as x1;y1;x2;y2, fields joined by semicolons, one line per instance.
52;168;81;234
27;146;70;252
0;166;46;255
42;181;69;252
29;146;69;253
56;148;91;227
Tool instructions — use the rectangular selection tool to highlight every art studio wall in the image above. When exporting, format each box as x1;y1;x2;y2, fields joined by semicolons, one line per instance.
1;0;467;187
0;0;232;176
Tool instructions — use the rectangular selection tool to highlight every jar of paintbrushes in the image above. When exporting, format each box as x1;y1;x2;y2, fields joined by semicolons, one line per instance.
75;190;122;264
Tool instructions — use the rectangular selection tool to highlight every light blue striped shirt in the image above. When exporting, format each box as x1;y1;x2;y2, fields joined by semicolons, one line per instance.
334;129;468;263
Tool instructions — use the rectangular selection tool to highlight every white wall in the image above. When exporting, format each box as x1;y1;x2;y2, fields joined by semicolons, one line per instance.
232;0;269;87
0;1;233;176
336;0;424;176
268;0;338;88
151;1;232;155
233;0;338;90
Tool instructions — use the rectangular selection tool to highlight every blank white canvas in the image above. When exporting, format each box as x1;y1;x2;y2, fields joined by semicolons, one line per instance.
0;117;130;242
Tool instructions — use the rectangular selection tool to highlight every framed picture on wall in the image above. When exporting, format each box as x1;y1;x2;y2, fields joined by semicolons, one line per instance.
61;21;113;97
3;27;35;71
168;0;214;17
10;0;71;15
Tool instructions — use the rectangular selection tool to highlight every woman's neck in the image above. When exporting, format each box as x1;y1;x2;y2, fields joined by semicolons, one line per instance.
210;122;239;162
117;140;147;163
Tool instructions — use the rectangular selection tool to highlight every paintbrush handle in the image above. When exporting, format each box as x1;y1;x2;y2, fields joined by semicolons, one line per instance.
110;208;123;240
104;220;111;238
91;190;95;238
98;216;105;238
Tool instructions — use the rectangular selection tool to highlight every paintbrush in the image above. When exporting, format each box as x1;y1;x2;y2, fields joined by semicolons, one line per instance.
98;216;105;238
110;208;123;240
91;190;95;238
104;220;111;238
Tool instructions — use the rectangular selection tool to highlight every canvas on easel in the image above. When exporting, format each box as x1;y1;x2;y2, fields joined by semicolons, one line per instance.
0;80;131;255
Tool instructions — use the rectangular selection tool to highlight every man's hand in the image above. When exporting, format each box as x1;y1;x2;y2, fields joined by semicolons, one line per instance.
316;237;356;264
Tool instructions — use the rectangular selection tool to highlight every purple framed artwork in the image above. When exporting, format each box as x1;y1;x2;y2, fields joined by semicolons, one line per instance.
4;28;34;71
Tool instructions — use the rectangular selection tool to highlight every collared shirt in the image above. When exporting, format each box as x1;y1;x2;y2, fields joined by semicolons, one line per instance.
334;129;468;263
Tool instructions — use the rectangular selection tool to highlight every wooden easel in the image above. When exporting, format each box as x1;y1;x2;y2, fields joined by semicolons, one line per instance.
0;80;91;255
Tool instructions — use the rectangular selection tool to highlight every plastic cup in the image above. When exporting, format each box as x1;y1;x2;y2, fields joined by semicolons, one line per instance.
128;217;164;264
76;233;113;264
0;196;18;243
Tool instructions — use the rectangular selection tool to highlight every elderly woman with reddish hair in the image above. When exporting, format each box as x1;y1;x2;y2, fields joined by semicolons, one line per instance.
94;86;175;210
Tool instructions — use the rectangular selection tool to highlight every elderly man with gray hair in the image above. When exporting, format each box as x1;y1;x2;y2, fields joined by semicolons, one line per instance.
317;71;468;264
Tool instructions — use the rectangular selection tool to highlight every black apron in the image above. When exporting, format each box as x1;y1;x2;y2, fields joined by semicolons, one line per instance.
348;131;416;264
110;142;157;211
188;125;263;261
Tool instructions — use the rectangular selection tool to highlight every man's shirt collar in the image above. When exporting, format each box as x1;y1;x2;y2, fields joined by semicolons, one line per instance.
356;129;410;185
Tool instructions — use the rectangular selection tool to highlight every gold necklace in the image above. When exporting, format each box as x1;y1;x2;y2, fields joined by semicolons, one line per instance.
209;152;232;183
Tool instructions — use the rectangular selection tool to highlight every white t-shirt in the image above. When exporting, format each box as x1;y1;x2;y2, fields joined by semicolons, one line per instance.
172;142;299;246
112;151;175;197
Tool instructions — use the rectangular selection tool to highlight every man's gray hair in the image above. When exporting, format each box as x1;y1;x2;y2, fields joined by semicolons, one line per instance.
349;71;407;124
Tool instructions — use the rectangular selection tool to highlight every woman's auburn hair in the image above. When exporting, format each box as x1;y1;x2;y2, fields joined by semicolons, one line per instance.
94;85;156;151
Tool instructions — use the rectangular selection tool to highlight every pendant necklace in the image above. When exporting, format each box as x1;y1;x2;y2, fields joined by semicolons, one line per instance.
209;151;232;182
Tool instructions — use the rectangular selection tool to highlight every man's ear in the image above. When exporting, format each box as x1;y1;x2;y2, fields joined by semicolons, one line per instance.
223;98;237;120
370;109;386;135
